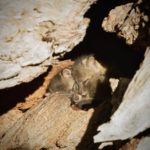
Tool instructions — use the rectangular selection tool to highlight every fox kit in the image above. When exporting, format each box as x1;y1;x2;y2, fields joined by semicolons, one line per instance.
48;55;109;108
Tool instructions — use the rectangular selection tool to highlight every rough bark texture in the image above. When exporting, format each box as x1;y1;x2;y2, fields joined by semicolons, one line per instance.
0;0;96;89
0;0;150;150
0;60;74;139
94;47;150;146
0;92;111;150
0;93;91;149
93;0;150;148
102;0;150;49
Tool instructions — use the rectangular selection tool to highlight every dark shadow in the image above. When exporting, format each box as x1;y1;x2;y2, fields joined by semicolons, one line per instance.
63;0;144;78
81;79;111;110
59;0;147;149
76;101;112;150
76;78;112;150
0;67;52;115
131;0;150;51
1;0;148;149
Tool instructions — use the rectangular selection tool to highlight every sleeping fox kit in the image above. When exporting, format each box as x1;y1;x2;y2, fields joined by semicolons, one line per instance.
47;55;110;109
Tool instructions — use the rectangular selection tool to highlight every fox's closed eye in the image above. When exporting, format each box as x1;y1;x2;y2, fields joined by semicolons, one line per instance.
83;79;89;86
73;83;79;92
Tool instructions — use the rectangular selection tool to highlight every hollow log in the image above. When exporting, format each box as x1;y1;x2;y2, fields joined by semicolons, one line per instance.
0;92;111;150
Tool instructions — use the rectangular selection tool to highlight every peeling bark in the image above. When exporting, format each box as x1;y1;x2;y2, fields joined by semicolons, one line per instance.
0;93;94;149
94;48;150;146
102;0;150;48
0;0;96;89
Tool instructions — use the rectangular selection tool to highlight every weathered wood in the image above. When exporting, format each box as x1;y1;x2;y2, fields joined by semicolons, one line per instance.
0;93;94;149
94;48;150;145
0;60;74;138
102;0;149;46
0;88;112;150
0;0;96;89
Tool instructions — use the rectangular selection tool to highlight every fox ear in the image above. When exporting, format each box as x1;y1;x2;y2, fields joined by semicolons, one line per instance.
62;69;72;78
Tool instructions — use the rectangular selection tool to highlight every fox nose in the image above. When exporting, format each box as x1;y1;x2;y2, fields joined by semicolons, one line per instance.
72;94;82;103
82;93;87;97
